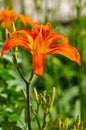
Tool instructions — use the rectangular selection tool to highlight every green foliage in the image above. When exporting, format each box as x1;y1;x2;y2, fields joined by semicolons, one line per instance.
2;122;22;130
17;109;26;130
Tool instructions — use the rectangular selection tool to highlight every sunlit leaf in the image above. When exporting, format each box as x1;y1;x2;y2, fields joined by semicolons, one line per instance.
17;109;26;130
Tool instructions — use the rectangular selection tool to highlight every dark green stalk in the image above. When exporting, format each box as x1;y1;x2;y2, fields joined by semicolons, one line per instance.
42;113;47;130
32;109;41;130
13;54;34;130
26;82;31;130
13;55;27;83
36;116;41;130
26;71;34;130
37;103;39;114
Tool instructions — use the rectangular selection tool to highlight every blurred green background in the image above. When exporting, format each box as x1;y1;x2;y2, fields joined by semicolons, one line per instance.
0;0;86;130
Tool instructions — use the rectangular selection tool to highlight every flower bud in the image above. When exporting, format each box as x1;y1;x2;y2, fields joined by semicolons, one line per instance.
21;89;27;102
63;118;68;130
11;21;16;32
42;96;47;104
75;115;80;129
50;87;55;106
58;119;62;130
43;90;47;97
33;87;39;103
79;122;83;130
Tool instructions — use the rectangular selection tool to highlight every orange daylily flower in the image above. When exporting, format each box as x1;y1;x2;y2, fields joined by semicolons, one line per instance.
0;9;33;28
1;23;80;76
16;14;33;26
0;9;15;28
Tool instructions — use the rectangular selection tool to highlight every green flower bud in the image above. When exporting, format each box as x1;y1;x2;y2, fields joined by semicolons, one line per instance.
58;119;62;130
79;122;83;130
21;89;27;102
43;90;47;97
48;87;56;112
33;87;39;103
75;115;80;129
11;21;16;32
63;118;69;130
50;87;55;106
42;96;47;104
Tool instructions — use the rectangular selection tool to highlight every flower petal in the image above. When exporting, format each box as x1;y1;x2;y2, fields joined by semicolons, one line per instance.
62;37;69;44
47;44;81;65
42;33;62;53
1;33;32;56
17;29;34;48
16;14;33;26
32;52;45;76
32;22;51;39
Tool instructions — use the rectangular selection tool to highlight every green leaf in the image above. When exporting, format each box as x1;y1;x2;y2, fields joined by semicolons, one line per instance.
17;109;26;130
0;65;15;80
2;123;22;130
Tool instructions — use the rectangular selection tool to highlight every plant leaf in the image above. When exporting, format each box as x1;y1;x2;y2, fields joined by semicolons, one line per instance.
2;122;22;130
17;109;26;130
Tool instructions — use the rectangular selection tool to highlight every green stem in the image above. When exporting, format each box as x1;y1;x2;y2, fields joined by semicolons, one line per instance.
26;82;31;130
35;115;41;130
13;55;27;83
42;113;47;130
32;110;41;130
13;54;34;130
26;71;34;130
37;103;39;114
31;102;41;130
35;104;41;130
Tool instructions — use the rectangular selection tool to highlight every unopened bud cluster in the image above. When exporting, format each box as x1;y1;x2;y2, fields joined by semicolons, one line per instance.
33;87;55;113
57;115;83;130
31;87;56;130
58;118;69;130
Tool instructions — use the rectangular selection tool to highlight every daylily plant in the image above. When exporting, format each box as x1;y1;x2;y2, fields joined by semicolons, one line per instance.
1;22;80;76
0;9;33;29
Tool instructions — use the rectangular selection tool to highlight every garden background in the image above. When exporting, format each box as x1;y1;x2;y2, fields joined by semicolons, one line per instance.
0;0;86;130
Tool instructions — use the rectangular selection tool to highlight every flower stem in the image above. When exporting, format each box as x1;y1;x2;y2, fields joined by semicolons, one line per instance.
13;55;27;83
31;104;41;130
13;54;34;130
42;113;47;130
26;71;34;130
26;82;31;130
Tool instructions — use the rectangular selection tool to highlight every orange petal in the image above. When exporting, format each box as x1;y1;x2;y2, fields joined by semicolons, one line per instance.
32;52;45;76
17;29;34;48
16;14;33;26
1;34;32;56
47;44;81;65
46;32;62;46
42;33;62;53
62;37;69;44
32;22;51;39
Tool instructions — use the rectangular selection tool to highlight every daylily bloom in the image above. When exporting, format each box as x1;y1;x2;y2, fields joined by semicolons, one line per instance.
16;14;33;26
0;9;15;28
0;9;33;29
1;23;80;76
